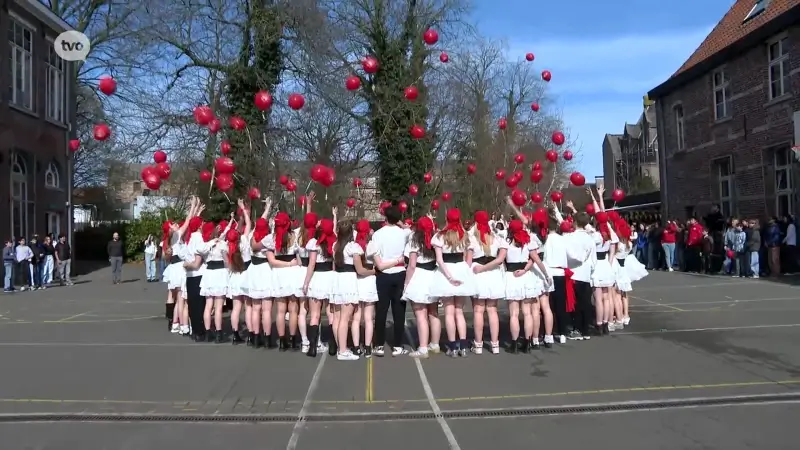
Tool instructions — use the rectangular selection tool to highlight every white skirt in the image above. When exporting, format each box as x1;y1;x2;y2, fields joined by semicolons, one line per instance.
591;258;616;288
331;272;360;304
504;269;538;300
430;262;476;298
624;254;649;282
530;264;549;295
613;259;632;292
357;274;378;303
247;258;273;299
199;266;229;297
271;266;302;298
227;261;250;298
473;265;506;299
307;270;335;300
402;267;436;304
162;261;186;291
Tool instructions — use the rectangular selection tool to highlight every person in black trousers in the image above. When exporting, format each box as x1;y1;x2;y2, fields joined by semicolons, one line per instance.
183;222;207;342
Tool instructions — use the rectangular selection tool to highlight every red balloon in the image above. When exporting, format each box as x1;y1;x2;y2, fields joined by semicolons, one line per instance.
545;150;559;163
279;174;289;185
530;170;544;184
532;161;542;171
286;181;297;192
550;191;563;202
404;85;419;100
562;150;573;161
155;162;171;179
570;172;586;186
220;141;232;155
430;199;440;211
69;139;80;152
199;170;212;182
362;56;379;74
439;52;449;63
441;192;452;202
380;200;392;210
585;203;596;215
288;93;305;110
214;156;236;174
93;123;110;141
612;189;626;202
495;169;506;180
345;75;361;91
542;70;552;82
141;165;157;180
248;187;261;199
423;29;439;45
511;190;527;207
498;117;507;130
408;184;419;196
215;173;234;192
513;153;525;164
320;168;335;187
410;124;425;139
229;116;246;131
346;198;356;208
254;91;273;111
398;201;408;213
552;131;565;146
208;118;221;134
726;249;735;259
353;177;363;188
153;150;167;164
143;172;161;190
531;102;540;112
530;192;544;203
466;163;477;175
310;164;327;182
513;170;523;180
505;176;520;189
193;105;214;125
98;76;116;96
525;52;534;62
423;172;433;184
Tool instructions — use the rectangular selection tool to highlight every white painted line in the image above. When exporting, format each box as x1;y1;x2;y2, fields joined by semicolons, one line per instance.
615;323;800;336
286;351;327;450
635;297;800;307
404;319;462;450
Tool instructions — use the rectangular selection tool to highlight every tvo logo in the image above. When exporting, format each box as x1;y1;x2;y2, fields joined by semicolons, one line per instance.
54;30;90;61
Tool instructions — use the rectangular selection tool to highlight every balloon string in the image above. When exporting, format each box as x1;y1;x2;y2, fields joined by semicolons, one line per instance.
304;180;312;195
208;167;216;197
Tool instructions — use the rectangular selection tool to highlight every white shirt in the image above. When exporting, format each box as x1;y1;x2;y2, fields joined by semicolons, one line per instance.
262;233;299;256
471;232;508;260
186;231;206;277
295;229;312;258
305;238;330;263
616;241;632;260
593;227;619;252
404;241;435;264
505;241;532;263
368;225;412;273
784;223;796;246
144;241;157;255
240;233;252;262
566;230;597;283
203;241;226;262
431;233;478;255
336;242;362;265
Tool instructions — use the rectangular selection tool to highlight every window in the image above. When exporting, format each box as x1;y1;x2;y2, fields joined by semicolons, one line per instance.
45;162;60;188
45;212;61;237
775;146;794;216
674;105;685;151
768;35;789;99
712;68;731;119
716;157;734;217
744;0;770;23
8;17;34;110
47;44;65;122
11;153;29;239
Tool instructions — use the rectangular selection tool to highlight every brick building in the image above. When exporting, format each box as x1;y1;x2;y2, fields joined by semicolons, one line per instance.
648;0;800;220
0;0;75;241
602;102;660;195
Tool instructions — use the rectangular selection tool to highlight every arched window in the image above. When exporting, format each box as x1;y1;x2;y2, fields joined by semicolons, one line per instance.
10;152;29;239
45;161;60;188
11;153;26;178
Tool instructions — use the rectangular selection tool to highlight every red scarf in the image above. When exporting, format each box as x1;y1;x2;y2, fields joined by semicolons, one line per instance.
564;268;576;313
508;219;530;245
225;229;240;264
443;208;464;239
303;213;318;245
161;221;172;250
532;208;548;241
417;216;434;249
595;212;611;242
355;219;371;251
184;216;203;243
253;218;270;243
316;218;336;254
273;212;291;253
201;222;215;242
474;210;490;245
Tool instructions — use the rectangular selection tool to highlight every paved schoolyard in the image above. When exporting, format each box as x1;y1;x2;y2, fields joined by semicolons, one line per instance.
0;265;798;449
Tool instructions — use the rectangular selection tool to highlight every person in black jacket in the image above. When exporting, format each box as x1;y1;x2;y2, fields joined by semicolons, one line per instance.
107;232;124;284
29;235;45;289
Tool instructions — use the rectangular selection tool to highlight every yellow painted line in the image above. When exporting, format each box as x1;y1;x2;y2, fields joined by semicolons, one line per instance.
631;295;685;312
0;316;161;326
1;380;797;407
366;357;374;403
51;311;92;323
627;308;800;314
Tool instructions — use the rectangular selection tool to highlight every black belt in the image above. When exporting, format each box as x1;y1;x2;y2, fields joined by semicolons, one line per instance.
617;258;625;267
301;257;310;267
404;256;410;265
473;256;493;265
206;260;225;270
275;254;295;262
169;255;182;264
538;252;544;259
441;253;464;263
335;264;356;273
251;256;268;265
364;263;374;270
243;260;251;269
314;261;333;272
416;261;436;271
597;251;608;260
505;262;526;271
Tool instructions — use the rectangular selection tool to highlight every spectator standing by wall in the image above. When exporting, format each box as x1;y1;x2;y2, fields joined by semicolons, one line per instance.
765;217;782;277
661;221;677;272
29;235;45;289
15;237;34;291
107;232;124;284
144;235;158;282
3;240;14;293
54;234;73;286
41;235;55;287
746;219;761;278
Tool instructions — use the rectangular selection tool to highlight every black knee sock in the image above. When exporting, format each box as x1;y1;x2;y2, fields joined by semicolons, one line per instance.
166;303;175;321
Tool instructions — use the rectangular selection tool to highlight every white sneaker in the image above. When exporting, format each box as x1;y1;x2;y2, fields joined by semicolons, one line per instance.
622;316;630;325
668;267;674;272
392;346;408;357
337;350;359;361
608;322;616;332
471;341;483;354
170;323;180;334
558;335;567;344
427;343;441;354
490;341;500;354
410;348;429;359
301;343;310;353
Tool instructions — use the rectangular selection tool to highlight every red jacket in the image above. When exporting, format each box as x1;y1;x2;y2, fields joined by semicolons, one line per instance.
662;223;677;244
686;223;704;247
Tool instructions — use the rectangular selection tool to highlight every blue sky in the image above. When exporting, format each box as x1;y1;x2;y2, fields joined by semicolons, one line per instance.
473;0;736;178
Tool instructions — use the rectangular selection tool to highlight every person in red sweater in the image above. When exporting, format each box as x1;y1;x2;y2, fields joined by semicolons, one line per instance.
684;219;705;273
661;221;678;272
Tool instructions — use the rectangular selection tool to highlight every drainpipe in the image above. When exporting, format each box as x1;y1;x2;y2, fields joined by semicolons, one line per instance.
66;60;74;250
655;100;668;219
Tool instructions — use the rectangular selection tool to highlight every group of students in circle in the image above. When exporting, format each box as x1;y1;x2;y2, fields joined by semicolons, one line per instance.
160;187;648;362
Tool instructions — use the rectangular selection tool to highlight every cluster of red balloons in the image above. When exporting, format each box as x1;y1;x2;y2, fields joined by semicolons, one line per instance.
278;174;297;192
140;150;172;190
309;164;336;188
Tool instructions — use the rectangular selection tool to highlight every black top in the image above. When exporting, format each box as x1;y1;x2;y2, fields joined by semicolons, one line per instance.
107;240;124;258
43;243;55;256
55;242;71;260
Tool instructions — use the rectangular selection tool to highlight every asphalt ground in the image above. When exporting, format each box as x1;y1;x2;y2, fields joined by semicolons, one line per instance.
0;265;798;449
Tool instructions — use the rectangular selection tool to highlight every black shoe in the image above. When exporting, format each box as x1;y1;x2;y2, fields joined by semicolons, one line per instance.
544;340;553;349
206;331;216;342
328;339;337;356
193;333;206;343
519;338;529;354
279;336;289;352
255;333;265;348
306;325;318;357
507;341;518;354
602;323;610;335
215;332;225;344
290;335;300;351
232;331;244;345
246;332;255;347
530;339;540;350
266;334;277;349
